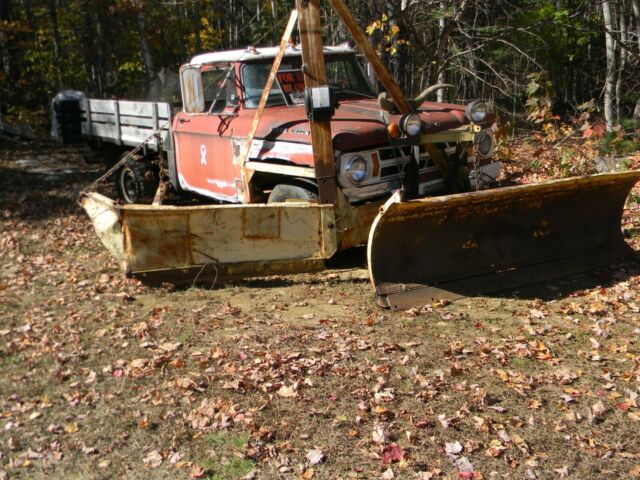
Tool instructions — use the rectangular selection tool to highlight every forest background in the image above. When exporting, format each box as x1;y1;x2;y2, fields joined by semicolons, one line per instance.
1;0;640;139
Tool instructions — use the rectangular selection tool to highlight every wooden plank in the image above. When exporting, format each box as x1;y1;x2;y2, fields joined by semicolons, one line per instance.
329;0;449;177
121;115;157;128
90;123;118;139
118;100;172;119
121;125;155;144
87;99;116;114
245;160;316;179
90;112;168;128
122;126;169;145
118;101;154;117
239;9;298;202
297;0;338;205
89;112;117;124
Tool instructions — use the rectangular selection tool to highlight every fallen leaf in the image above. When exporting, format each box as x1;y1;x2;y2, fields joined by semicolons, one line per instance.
305;449;324;466
455;456;475;473
131;358;148;369
445;441;464;455
190;464;205;478
82;445;98;455
64;422;79;434
159;342;182;353
143;450;163;468
381;467;394;479
628;412;640;422
372;424;387;443
589;400;607;422
278;384;297;398
382;443;404;464
300;468;314;479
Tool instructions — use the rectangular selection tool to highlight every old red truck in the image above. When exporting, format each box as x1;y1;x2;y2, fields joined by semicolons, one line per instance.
58;0;640;310
56;42;640;310
56;44;499;208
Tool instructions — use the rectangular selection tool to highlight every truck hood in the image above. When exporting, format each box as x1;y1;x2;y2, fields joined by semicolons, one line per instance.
254;98;469;152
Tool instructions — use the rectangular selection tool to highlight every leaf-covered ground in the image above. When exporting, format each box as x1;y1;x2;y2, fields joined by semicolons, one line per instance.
1;140;640;480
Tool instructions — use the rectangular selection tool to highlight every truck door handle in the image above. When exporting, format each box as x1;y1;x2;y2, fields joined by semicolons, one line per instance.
178;117;190;124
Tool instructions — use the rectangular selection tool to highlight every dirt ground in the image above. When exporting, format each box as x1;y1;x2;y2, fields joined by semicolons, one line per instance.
2;141;640;480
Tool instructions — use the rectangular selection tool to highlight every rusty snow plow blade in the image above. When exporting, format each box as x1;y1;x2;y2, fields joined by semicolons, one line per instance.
368;171;640;310
81;192;337;286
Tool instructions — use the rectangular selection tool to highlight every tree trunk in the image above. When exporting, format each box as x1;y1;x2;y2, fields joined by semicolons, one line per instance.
47;0;64;90
436;1;447;102
433;0;467;102
22;0;36;40
602;0;617;131
136;3;155;92
193;0;201;52
616;0;628;121
632;0;640;51
0;0;11;111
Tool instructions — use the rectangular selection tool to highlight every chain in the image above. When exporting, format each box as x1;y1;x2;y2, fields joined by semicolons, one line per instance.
473;138;481;191
79;128;166;200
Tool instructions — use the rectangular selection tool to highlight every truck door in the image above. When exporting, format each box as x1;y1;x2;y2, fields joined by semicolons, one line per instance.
173;64;240;202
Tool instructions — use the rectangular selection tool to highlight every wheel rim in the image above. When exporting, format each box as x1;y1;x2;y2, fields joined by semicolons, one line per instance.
120;168;139;203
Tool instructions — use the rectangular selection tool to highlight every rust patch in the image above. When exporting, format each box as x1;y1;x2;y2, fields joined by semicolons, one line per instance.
334;191;384;250
242;207;282;239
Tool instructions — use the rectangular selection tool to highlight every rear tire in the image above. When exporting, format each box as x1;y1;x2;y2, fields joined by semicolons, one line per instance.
267;183;319;203
115;153;159;204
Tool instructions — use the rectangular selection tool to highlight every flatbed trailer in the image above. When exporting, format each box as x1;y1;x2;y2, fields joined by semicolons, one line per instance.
79;98;172;150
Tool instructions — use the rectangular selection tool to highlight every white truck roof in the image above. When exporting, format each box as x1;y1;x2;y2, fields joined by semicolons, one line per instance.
189;44;356;66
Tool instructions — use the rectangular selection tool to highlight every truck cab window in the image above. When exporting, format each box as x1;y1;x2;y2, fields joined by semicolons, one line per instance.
180;66;205;113
202;65;236;114
242;62;292;108
241;55;373;109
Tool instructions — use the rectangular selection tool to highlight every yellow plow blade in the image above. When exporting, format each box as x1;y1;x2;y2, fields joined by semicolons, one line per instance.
82;192;338;286
367;171;640;310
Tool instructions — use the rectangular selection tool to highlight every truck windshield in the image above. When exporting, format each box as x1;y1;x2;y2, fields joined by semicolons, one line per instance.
242;54;374;108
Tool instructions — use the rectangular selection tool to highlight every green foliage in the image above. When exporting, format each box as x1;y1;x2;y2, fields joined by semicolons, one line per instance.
530;159;542;172
366;14;408;56
0;0;638;130
525;72;555;124
598;132;640;157
201;432;254;480
596;117;640;157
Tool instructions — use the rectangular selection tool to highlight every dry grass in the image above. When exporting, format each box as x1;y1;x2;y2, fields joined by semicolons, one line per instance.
1;141;640;479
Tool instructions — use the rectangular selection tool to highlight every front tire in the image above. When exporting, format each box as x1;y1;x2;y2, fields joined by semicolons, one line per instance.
115;153;159;204
267;183;319;203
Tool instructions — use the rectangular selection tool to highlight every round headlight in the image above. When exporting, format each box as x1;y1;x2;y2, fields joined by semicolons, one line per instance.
345;156;368;183
475;131;493;157
400;114;422;136
466;100;490;123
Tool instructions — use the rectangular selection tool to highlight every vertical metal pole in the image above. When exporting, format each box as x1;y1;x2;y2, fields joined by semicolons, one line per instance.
113;100;122;146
